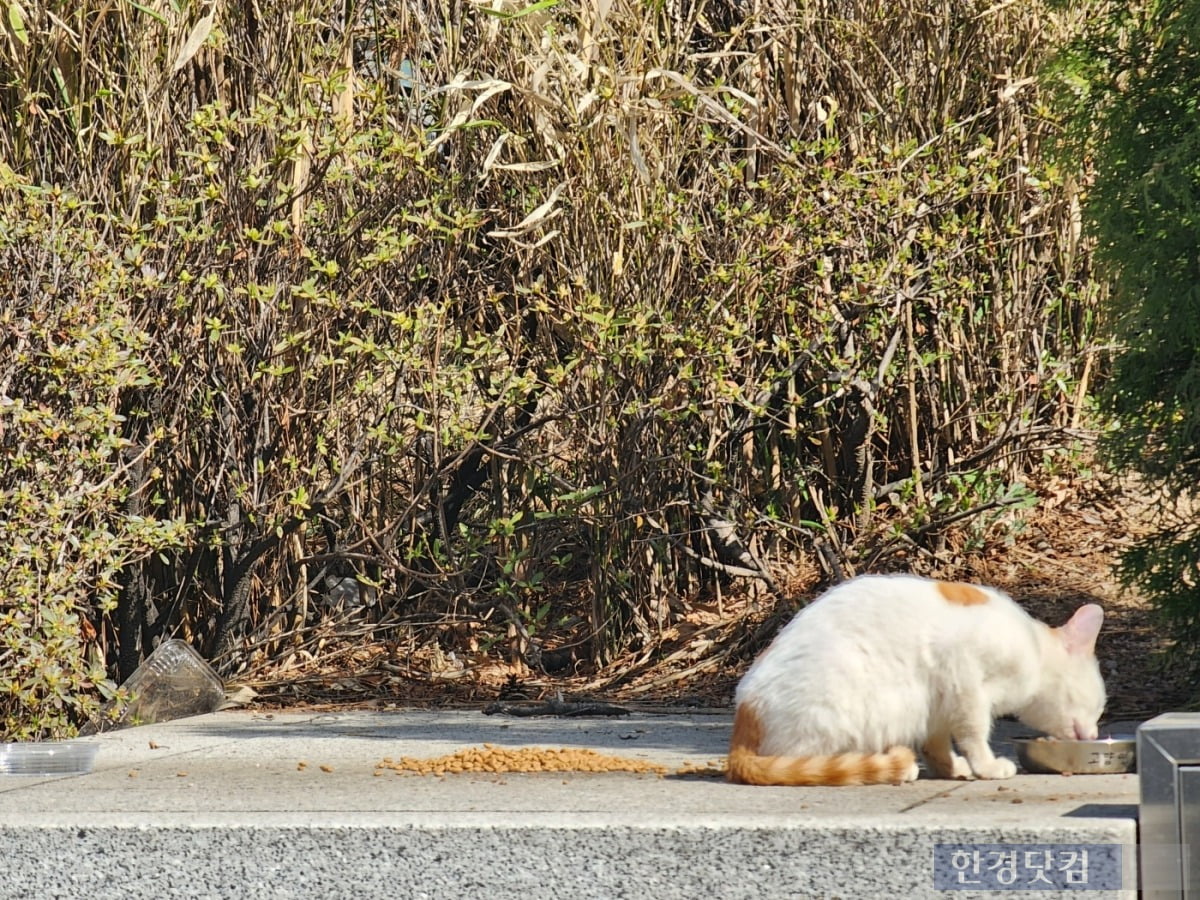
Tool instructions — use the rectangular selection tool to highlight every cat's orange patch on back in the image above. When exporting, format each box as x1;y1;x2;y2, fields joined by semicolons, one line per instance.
936;581;990;606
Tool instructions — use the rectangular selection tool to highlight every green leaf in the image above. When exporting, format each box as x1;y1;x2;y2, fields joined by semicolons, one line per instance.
7;1;29;46
477;0;560;19
554;485;603;504
122;0;169;24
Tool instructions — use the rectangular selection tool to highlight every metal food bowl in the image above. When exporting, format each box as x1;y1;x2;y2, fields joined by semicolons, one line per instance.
1011;735;1137;775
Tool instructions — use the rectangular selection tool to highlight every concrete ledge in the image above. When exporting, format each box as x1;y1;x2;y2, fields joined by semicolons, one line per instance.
0;710;1139;899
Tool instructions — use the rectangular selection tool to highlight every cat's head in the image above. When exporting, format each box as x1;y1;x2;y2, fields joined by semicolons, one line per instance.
1017;604;1106;741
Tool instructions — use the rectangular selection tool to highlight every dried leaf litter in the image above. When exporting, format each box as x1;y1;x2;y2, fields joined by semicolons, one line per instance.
377;744;727;777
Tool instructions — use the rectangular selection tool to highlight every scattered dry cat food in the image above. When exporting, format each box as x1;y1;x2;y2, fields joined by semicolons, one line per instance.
378;744;680;777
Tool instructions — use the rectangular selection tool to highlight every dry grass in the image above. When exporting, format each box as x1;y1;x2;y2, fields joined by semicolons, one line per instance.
0;0;1110;736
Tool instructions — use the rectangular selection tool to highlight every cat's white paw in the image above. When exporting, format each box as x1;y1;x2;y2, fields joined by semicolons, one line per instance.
902;760;921;783
972;757;1017;780
950;756;974;780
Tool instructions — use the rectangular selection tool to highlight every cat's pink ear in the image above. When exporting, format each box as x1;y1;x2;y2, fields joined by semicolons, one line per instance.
1060;603;1103;655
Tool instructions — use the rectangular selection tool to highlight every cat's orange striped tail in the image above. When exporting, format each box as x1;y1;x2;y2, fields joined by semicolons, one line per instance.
726;703;917;786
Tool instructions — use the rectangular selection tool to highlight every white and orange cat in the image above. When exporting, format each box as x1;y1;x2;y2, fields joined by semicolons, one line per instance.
728;574;1106;786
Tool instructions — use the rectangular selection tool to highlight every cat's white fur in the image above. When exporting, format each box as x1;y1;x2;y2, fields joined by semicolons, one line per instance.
728;574;1106;785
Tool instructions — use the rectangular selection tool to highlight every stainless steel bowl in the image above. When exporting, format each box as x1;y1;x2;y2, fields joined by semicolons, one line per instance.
1011;734;1136;775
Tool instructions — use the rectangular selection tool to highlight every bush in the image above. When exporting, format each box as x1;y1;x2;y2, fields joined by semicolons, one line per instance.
1052;0;1200;663
0;179;185;739
0;0;1100;735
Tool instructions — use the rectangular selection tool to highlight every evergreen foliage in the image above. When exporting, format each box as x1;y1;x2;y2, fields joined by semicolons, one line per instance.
1055;0;1200;659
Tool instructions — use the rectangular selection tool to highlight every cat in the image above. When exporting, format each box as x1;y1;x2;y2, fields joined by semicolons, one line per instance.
728;573;1105;786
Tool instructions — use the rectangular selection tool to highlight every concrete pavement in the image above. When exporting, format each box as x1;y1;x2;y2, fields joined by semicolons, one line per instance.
0;709;1139;898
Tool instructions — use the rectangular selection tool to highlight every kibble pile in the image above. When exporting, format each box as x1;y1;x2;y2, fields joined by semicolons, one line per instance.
377;743;727;777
